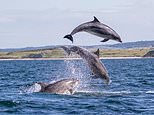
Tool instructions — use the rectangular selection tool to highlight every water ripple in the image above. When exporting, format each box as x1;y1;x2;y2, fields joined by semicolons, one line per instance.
0;59;153;114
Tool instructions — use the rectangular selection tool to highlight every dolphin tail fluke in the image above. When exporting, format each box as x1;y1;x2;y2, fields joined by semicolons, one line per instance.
64;34;73;43
100;38;109;42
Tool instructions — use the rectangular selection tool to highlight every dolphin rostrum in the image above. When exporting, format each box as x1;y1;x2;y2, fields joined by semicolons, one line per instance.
33;78;79;95
61;46;111;85
64;16;122;43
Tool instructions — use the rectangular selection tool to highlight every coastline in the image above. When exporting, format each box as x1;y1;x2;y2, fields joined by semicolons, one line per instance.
0;57;153;61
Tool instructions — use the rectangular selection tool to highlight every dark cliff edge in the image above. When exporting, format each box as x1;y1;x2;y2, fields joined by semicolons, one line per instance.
143;50;154;57
22;54;43;58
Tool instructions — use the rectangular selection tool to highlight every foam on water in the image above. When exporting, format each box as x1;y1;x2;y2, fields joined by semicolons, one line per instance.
24;83;42;93
146;90;154;94
74;90;154;97
75;90;132;96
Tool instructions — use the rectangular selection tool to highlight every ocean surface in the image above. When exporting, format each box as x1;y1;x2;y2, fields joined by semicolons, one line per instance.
0;58;153;115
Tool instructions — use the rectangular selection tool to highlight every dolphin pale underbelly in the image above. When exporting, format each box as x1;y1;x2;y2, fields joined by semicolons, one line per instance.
64;16;122;43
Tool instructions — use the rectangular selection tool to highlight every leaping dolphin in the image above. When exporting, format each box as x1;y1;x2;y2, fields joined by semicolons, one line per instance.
61;46;111;85
33;78;79;95
64;16;122;43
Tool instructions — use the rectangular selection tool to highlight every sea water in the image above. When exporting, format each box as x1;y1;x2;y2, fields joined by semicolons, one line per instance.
0;58;153;114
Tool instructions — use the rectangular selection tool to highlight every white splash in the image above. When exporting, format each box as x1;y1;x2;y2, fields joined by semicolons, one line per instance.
146;91;154;94
25;83;42;93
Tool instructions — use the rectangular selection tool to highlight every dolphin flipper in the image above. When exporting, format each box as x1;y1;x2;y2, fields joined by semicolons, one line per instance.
64;34;73;43
100;38;109;42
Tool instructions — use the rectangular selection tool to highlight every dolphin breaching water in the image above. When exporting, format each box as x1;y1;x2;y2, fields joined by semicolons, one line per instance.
60;46;111;85
31;78;79;95
64;16;122;43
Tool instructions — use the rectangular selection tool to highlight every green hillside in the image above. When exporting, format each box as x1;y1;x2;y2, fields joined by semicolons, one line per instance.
0;48;152;59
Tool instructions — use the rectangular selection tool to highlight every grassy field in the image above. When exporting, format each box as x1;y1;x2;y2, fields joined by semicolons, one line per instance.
99;48;151;57
0;48;152;59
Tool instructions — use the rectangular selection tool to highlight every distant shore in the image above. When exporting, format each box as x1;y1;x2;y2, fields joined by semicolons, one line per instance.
0;47;152;60
0;57;153;61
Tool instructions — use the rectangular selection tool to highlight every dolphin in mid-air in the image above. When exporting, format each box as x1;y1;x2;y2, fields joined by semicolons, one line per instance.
32;78;79;95
64;16;122;43
61;46;111;85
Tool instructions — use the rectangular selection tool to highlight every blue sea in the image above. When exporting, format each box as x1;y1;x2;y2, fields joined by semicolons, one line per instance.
0;58;153;115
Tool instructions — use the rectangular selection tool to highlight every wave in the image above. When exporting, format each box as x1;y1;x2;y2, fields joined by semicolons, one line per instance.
146;90;154;94
75;90;131;96
74;90;154;96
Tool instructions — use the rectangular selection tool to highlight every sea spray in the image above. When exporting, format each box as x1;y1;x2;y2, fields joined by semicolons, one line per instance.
63;59;98;92
24;83;42;93
62;48;103;92
64;59;84;79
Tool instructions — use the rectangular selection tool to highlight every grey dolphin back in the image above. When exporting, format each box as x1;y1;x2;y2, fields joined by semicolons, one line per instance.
71;16;100;35
41;79;79;94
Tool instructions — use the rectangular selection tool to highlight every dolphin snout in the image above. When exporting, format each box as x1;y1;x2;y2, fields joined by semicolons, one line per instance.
115;36;122;43
119;39;122;43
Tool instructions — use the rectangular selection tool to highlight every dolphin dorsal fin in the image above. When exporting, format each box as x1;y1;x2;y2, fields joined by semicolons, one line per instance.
93;16;100;23
93;48;100;58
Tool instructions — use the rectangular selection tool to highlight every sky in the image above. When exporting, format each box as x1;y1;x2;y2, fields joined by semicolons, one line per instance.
0;0;154;48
